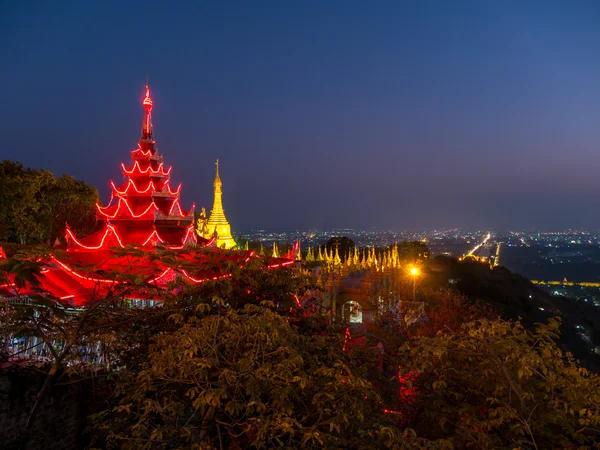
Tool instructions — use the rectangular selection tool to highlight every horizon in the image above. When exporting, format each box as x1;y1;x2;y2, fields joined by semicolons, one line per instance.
2;1;600;230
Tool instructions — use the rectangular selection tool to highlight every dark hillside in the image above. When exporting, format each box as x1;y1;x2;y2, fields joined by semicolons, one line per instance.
427;256;600;372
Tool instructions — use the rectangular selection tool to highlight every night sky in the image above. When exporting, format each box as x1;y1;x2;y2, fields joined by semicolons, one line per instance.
2;1;600;231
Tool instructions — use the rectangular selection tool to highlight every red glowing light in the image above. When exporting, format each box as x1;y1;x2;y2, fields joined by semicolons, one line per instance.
342;327;351;351
66;224;125;249
167;182;182;195
110;179;181;197
96;197;158;219
121;161;171;177
167;224;196;250
180;269;233;284
131;145;152;157
142;85;153;136
285;240;300;259
111;179;154;195
147;268;172;284
142;229;164;246
17;84;296;307
143;85;153;106
267;260;294;269
50;255;118;284
168;198;183;216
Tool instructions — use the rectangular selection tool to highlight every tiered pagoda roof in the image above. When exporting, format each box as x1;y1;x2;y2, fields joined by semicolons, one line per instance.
0;85;293;306
70;85;200;250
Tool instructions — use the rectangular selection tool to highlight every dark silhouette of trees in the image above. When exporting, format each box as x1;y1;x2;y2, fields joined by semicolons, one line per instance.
2;247;600;448
393;240;430;264
324;236;355;258
0;160;98;245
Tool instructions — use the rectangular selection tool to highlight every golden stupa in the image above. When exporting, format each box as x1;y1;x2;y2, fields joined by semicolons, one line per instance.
197;160;236;249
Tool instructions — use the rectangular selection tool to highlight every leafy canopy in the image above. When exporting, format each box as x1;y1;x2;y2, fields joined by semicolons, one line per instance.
0;160;98;244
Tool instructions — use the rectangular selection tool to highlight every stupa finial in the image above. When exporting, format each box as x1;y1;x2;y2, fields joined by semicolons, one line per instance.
142;81;153;138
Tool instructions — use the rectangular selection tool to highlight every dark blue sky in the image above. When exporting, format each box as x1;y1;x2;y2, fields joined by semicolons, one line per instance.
2;1;600;230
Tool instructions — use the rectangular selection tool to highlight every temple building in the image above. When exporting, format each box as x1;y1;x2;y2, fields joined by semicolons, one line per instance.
314;245;424;324
0;85;292;305
196;160;236;249
73;85;199;248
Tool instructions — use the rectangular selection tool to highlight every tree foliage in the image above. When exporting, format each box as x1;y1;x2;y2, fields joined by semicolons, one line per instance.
398;317;600;448
2;245;600;449
0;160;99;244
394;241;430;264
95;303;410;449
324;236;355;258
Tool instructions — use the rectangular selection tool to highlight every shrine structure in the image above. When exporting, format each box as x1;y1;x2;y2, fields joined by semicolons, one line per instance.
0;85;293;306
197;160;236;249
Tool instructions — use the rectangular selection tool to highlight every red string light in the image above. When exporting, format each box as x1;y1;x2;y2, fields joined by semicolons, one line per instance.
285;240;300;259
168;198;184;216
147;267;172;284
131;146;152;157
267;260;294;269
342;327;351;351
96;197;158;219
167;224;196;250
50;255;119;284
110;179;181;196
121;161;172;177
142;229;164;246
66;224;125;249
143;85;153;106
111;179;154;195
180;270;233;284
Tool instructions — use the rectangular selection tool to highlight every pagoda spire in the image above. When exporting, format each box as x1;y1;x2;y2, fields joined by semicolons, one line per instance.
142;84;153;139
334;245;341;266
205;159;236;249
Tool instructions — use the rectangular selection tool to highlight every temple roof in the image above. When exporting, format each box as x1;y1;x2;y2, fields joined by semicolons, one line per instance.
0;249;294;306
0;84;293;306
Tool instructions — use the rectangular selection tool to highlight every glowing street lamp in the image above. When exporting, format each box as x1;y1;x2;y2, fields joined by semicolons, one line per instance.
410;266;419;302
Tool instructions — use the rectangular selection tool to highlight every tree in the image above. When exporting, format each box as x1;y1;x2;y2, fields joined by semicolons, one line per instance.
0;160;98;244
397;317;600;448
0;246;156;441
5;242;600;449
93;304;413;449
324;236;355;260
394;241;430;265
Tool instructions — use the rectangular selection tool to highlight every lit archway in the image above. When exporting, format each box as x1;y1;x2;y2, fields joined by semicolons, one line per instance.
342;300;363;323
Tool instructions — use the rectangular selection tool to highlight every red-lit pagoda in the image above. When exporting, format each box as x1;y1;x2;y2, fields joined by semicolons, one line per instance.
0;85;293;306
69;85;199;250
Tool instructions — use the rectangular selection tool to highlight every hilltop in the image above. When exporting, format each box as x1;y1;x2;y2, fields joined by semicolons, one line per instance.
428;255;600;372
